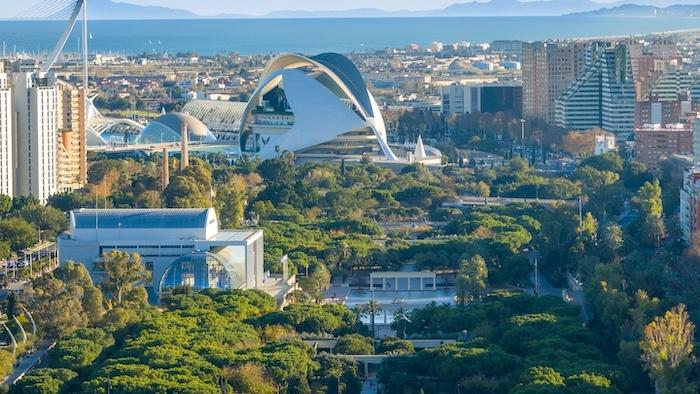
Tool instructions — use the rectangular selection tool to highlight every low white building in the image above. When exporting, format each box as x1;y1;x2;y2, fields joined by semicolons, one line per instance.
594;132;617;155
58;208;264;301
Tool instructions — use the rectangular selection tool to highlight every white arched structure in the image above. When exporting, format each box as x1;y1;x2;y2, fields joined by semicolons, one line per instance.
42;0;85;73
240;53;397;161
85;93;144;146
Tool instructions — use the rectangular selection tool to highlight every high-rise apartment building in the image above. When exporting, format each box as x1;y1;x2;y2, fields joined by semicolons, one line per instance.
629;38;680;99
522;41;588;123
635;123;693;173
11;70;59;203
554;45;636;136
0;59;87;203
681;166;700;244
636;70;700;126
0;67;12;197
57;81;87;193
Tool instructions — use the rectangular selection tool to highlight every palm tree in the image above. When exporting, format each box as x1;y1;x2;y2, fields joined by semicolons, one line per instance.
392;307;410;338
351;304;368;325
366;299;382;339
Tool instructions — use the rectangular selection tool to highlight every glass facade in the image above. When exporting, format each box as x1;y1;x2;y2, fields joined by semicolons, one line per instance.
159;248;245;294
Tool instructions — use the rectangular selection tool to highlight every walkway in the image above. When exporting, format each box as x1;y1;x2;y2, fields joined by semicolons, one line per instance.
361;378;378;394
3;341;54;385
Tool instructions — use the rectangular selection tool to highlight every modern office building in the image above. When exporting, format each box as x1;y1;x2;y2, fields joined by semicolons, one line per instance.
239;53;397;161
522;41;588;123
0;69;12;197
491;40;524;58
555;45;636;137
635;123;693;173
57;208;265;300
57;81;87;193
11;69;59;203
441;83;522;116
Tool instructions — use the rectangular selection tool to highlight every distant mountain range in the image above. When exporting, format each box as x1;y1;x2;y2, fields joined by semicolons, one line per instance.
569;4;700;17
90;0;197;19
86;0;700;20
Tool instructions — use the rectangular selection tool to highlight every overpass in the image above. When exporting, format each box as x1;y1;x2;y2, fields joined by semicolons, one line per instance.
444;195;576;208
302;338;457;353
303;338;458;377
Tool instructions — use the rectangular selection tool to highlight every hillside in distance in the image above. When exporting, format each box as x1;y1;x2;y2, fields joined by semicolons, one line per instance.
569;3;700;17
89;0;197;19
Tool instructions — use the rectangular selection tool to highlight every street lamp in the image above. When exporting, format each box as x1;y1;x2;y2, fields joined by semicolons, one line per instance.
520;119;526;159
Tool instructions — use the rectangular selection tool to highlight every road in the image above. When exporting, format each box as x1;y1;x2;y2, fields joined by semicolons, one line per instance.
528;250;563;297
528;250;592;323
567;273;592;323
529;270;563;297
2;341;54;385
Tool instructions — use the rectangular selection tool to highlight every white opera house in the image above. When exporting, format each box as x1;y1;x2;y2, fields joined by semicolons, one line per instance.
88;53;441;166
240;52;439;164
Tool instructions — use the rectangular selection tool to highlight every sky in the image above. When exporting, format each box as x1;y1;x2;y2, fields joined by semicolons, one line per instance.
119;0;620;15
2;0;694;18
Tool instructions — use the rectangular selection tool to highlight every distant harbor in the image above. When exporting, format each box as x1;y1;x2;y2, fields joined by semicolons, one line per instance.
2;16;700;56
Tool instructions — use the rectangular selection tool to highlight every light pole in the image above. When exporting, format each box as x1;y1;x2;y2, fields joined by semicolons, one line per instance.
534;257;539;297
520;119;526;159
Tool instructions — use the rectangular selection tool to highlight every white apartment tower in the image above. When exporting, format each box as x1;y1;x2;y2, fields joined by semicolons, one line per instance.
12;71;59;203
0;71;12;197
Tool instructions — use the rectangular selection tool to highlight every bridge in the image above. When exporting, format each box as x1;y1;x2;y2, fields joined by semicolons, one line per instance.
302;338;458;377
87;142;238;154
302;338;457;353
444;195;576;208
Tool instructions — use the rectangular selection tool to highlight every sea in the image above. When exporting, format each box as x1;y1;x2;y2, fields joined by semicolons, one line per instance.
2;16;700;56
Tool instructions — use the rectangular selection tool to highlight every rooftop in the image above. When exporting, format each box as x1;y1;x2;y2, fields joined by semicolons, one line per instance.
209;229;262;243
72;208;214;230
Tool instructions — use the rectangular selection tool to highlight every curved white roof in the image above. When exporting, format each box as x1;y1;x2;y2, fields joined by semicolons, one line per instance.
140;113;217;144
241;53;397;161
182;100;248;132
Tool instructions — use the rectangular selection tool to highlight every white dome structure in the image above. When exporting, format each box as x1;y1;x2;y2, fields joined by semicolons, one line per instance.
240;53;397;161
140;113;217;144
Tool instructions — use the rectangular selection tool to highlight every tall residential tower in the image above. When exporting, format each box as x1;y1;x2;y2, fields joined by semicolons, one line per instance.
554;44;636;137
522;41;588;123
57;81;87;193
11;63;59;203
0;66;12;197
